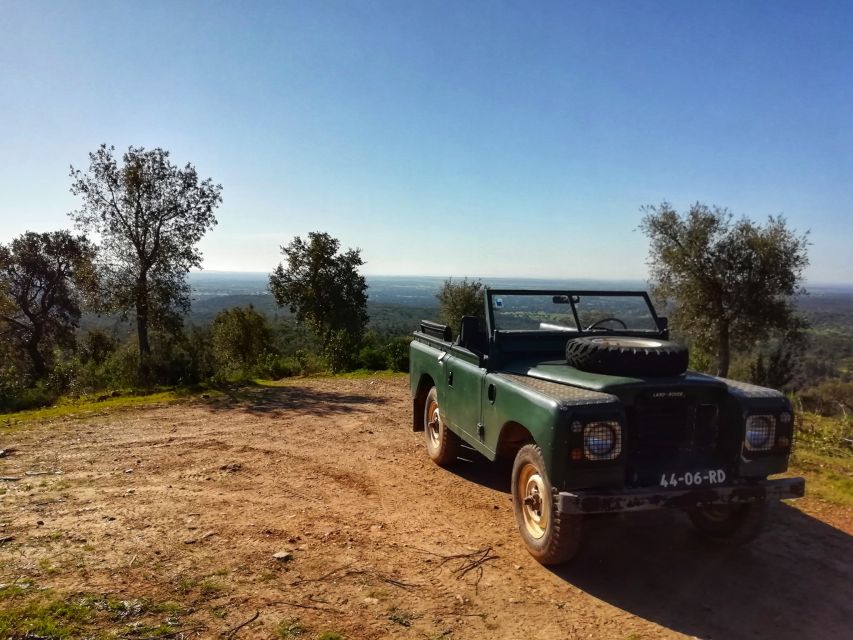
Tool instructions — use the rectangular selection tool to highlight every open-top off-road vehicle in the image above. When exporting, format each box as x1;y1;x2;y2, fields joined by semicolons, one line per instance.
409;289;804;565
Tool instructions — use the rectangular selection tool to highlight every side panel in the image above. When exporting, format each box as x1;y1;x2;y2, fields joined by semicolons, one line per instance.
481;374;565;474
482;374;626;490
409;338;448;422
443;349;486;442
409;336;492;455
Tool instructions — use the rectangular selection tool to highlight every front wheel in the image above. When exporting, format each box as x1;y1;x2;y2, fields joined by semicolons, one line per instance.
423;387;460;466
511;444;581;565
688;502;768;544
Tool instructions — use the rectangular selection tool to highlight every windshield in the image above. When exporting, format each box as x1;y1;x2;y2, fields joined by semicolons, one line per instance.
489;291;659;333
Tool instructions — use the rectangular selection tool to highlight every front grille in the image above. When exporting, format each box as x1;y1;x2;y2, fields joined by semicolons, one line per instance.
626;391;720;484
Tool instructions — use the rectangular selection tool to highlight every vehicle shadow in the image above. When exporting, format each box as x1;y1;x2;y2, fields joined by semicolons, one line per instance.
448;445;512;493
200;382;387;417
557;503;852;639
451;457;852;639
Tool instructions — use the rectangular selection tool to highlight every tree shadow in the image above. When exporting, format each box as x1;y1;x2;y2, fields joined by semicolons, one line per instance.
201;382;387;417
447;456;852;638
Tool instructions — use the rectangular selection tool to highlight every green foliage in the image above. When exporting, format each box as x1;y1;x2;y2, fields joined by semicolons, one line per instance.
797;380;853;417
211;305;275;377
748;340;798;391
0;230;96;379
70;144;222;382
385;336;411;372
640;202;808;377
79;328;118;365
791;412;853;506
355;333;411;372
358;343;387;371
320;328;357;373
0;592;93;638
436;277;485;338
269;232;368;369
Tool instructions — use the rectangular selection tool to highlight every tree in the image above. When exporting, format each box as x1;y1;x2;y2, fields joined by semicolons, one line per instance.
269;232;368;371
0;231;96;379
69;144;222;382
211;305;274;375
640;202;809;377
436;277;485;337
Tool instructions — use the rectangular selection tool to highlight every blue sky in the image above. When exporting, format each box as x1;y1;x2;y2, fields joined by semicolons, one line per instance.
1;1;850;282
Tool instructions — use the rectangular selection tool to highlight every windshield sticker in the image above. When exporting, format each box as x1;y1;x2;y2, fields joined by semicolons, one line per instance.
495;298;503;308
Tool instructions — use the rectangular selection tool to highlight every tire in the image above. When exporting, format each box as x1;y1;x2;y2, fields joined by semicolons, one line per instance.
423;387;461;466
688;502;768;544
566;336;688;377
511;444;582;565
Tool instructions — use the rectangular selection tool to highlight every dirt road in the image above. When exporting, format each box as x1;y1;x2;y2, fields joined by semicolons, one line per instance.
1;376;851;639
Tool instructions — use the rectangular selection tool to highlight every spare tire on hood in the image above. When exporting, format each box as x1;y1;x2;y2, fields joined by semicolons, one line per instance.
565;336;688;377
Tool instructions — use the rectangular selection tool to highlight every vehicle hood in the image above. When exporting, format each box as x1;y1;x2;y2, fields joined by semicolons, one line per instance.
501;358;727;394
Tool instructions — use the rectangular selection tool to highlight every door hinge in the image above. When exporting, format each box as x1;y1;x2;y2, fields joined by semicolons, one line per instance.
477;423;485;439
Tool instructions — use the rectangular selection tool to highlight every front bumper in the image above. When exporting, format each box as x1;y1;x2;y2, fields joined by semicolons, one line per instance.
557;477;805;514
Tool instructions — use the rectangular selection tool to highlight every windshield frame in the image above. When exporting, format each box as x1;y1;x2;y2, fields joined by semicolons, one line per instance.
485;288;664;337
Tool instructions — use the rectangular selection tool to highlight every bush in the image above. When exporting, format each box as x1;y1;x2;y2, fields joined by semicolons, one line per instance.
385;337;411;372
358;344;387;371
79;329;118;365
797;380;853;417
212;306;275;377
324;329;360;373
0;377;57;413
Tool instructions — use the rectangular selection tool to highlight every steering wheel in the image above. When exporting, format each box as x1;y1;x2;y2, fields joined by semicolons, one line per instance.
585;317;628;331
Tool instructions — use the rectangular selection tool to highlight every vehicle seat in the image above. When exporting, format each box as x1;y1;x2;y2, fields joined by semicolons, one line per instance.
459;316;488;354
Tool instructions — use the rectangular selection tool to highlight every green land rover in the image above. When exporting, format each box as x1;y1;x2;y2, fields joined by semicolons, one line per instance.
409;288;804;565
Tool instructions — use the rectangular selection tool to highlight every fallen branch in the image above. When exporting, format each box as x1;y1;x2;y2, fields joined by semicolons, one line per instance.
274;600;341;613
222;611;259;639
411;545;499;592
381;575;420;591
0;477;21;482
289;563;355;586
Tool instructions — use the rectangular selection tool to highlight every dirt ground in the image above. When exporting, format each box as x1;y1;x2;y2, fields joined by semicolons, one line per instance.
1;375;852;639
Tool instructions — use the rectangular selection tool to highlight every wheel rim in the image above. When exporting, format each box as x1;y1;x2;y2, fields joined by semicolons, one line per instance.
518;462;549;539
589;337;664;348
425;399;441;449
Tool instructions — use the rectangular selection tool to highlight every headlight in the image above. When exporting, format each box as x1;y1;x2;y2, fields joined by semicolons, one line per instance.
583;421;622;460
745;415;776;451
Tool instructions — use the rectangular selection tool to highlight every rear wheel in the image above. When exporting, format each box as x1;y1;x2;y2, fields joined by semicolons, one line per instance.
423;387;460;466
511;444;582;565
688;502;768;544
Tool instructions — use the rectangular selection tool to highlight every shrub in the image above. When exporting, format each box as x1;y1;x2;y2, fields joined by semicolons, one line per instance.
212;306;275;376
358;344;387;371
797;380;853;417
385;336;411;372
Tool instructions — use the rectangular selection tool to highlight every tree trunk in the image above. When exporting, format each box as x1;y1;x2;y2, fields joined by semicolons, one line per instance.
716;320;730;378
25;333;47;379
136;273;152;385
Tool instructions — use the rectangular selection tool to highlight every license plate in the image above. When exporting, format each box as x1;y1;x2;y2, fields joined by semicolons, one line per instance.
659;469;727;489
